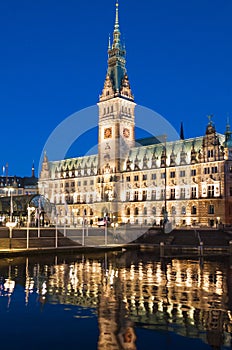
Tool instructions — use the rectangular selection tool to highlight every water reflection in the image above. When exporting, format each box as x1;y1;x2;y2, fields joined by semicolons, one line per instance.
0;252;231;349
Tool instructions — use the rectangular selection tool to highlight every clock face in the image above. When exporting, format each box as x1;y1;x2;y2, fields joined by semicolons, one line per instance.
123;128;130;138
104;128;112;139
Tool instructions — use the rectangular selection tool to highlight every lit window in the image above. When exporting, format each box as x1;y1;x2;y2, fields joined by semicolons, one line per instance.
151;190;156;200
181;206;186;215
212;166;218;174
170;188;175;199
180;170;185;177
191;169;196;176
134;191;139;201
142;190;147;201
208;204;214;214
161;189;165;200
191;206;197;215
180;188;185;199
207;186;214;198
191;187;197;198
134;207;139;216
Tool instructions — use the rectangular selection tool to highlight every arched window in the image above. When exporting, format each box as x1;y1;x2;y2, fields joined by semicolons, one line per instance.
181;206;186;215
143;207;147;215
171;206;176;215
191;206;197;215
134;207;139;216
152;207;156;215
126;207;130;216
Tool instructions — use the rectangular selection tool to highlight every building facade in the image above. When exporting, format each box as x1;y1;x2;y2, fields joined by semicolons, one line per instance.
0;163;38;197
39;2;232;228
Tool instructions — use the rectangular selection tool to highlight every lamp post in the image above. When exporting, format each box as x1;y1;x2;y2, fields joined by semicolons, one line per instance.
27;206;30;249
5;187;16;249
6;221;16;249
55;214;58;248
104;212;108;246
27;206;34;249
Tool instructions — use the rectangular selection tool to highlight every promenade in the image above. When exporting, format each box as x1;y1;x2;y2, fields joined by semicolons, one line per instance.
0;225;232;257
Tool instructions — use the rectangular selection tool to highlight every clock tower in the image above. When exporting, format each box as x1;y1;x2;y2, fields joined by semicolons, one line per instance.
98;1;136;175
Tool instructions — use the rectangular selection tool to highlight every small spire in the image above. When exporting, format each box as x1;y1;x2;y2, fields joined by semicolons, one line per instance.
207;114;213;126
225;115;232;136
108;34;111;50
180;122;184;140
226;114;230;131
43;151;48;163
32;160;35;178
225;115;232;148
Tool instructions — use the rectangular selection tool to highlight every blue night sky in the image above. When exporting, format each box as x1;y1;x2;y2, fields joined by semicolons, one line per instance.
0;0;231;177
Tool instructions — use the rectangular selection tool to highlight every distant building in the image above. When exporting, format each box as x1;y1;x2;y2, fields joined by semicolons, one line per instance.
0;163;39;224
0;163;38;197
39;2;232;228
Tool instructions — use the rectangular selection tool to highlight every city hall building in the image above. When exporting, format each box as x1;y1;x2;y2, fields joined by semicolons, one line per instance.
39;2;232;228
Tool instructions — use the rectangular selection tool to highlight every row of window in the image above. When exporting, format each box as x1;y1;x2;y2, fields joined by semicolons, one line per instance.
125;204;215;216
125;169;201;182
125;185;220;201
53;180;95;189
103;106;131;115
126;187;198;201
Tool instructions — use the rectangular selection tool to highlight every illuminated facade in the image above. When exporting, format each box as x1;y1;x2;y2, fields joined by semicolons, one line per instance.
39;2;232;228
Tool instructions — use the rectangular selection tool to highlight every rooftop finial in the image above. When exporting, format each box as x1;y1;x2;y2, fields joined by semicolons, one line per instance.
207;114;213;126
226;114;231;132
114;0;119;31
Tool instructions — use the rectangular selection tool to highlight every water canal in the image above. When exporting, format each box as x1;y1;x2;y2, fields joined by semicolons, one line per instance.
0;250;231;349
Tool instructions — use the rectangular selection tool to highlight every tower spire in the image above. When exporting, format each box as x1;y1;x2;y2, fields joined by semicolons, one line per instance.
112;0;121;49
100;1;134;101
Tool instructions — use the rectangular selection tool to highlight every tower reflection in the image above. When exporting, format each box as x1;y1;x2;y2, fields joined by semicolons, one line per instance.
0;252;231;349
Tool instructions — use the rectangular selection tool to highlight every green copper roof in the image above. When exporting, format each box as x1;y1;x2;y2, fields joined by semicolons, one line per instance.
107;1;127;93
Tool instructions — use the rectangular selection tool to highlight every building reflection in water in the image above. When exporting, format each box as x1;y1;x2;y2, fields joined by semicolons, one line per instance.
0;252;231;349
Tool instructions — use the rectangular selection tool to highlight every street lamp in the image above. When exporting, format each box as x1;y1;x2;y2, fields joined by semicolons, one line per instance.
4;187;16;249
6;221;16;249
3;187;14;223
27;206;35;249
